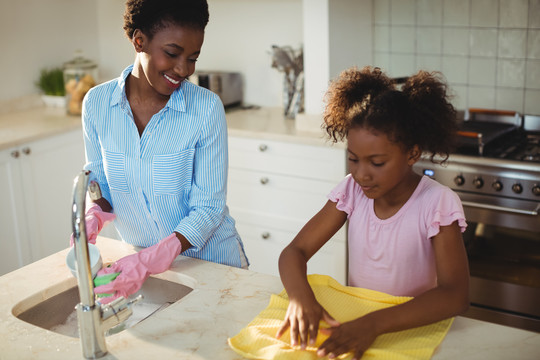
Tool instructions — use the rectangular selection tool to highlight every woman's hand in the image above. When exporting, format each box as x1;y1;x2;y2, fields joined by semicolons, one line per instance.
317;316;378;360
276;296;340;350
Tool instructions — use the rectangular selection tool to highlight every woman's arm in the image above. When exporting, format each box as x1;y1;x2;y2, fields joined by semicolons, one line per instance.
277;200;347;348
318;220;470;359
174;97;228;250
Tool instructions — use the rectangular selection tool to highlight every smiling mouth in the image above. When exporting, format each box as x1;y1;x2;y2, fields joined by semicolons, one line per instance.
164;73;181;85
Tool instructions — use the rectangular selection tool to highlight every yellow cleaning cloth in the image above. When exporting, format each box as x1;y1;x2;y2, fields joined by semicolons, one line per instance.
228;274;453;360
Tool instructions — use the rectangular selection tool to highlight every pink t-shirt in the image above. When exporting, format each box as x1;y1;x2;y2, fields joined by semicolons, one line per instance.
328;175;467;297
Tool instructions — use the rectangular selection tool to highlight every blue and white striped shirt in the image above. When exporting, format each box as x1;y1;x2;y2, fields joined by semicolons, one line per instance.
82;65;248;268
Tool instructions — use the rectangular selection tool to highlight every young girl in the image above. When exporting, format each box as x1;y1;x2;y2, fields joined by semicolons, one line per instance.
276;66;470;359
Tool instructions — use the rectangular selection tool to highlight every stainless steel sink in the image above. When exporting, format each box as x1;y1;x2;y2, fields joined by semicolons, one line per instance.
13;276;193;338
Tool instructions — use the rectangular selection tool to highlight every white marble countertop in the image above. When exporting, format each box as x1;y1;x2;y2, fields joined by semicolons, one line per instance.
1;237;539;359
0;106;82;151
0;103;343;152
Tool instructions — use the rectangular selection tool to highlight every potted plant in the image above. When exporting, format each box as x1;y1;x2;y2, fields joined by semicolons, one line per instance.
36;67;66;108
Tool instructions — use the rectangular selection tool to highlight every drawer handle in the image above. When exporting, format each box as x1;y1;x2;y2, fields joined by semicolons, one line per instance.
22;147;31;155
260;177;269;185
259;144;268;152
11;150;20;158
261;232;270;240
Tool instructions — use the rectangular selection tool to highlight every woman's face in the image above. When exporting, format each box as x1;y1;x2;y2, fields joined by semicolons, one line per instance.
134;25;204;97
346;126;419;202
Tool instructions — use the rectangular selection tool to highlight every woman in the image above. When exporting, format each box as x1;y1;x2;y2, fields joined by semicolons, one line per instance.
79;0;248;303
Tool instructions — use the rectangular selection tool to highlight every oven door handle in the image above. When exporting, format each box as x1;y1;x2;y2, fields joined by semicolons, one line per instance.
461;201;539;216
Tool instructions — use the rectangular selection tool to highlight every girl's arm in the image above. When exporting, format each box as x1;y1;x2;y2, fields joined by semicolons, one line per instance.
318;220;470;359
277;200;347;348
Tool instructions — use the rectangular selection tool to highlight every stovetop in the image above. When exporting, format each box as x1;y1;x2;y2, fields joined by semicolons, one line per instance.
455;128;540;164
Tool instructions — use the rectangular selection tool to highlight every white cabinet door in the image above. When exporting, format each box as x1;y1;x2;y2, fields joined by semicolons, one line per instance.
237;219;347;284
228;135;347;283
0;148;31;275
19;129;86;261
0;129;86;275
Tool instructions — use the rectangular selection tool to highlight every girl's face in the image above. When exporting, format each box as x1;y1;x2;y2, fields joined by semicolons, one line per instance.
134;25;204;97
346;126;420;203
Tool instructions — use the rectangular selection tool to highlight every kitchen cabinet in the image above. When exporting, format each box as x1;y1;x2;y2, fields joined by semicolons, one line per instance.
0;128;85;275
227;135;347;283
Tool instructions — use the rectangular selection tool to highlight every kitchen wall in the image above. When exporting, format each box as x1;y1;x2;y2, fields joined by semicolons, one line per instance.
373;0;540;115
0;0;302;109
94;0;303;108
3;0;538;116
0;0;99;104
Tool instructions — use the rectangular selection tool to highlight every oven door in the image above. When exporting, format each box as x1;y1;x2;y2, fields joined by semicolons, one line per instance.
458;192;540;333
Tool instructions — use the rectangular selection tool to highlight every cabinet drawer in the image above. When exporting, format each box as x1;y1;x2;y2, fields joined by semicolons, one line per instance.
229;136;345;182
237;221;347;284
230;207;347;242
228;167;335;225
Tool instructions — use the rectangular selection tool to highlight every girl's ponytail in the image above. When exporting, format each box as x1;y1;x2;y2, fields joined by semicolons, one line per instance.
323;66;394;142
402;71;457;163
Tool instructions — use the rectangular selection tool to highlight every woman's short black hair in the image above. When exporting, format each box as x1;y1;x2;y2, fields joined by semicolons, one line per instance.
123;0;209;39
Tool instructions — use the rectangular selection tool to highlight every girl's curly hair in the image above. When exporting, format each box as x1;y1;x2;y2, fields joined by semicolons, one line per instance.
323;66;458;163
123;0;209;40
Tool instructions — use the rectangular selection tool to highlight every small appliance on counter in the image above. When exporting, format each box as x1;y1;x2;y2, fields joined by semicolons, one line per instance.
190;71;243;108
63;51;98;115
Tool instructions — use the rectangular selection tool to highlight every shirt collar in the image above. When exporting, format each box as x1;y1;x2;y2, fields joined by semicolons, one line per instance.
110;64;187;113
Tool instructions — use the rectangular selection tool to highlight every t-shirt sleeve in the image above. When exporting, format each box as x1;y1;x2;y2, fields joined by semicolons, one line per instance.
327;174;357;216
427;187;468;239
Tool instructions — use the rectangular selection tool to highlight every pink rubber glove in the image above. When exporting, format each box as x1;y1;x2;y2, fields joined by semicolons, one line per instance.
94;233;182;304
70;202;116;246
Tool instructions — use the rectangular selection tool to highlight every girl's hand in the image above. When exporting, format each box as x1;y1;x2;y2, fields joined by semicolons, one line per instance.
276;297;340;350
317;317;378;360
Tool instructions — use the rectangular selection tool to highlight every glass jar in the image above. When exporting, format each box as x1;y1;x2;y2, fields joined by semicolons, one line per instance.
63;51;98;115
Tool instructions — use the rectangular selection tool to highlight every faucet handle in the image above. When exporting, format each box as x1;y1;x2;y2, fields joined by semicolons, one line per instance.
89;180;103;201
127;294;144;307
100;297;133;330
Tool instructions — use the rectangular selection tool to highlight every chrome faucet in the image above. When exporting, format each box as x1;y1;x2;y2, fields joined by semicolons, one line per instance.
72;170;136;359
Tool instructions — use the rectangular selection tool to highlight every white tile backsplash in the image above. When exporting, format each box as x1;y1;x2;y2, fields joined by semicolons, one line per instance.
391;0;416;25
417;0;443;26
374;0;390;24
470;29;498;57
374;25;390;51
496;88;525;112
469;58;497;86
442;56;469;83
471;0;498;27
443;0;470;26
468;86;496;108
443;28;470;56
499;0;528;28
497;59;526;88
417;27;442;54
529;0;540;28
390;26;415;52
416;55;442;72
373;52;391;71
526;60;540;90
525;89;540;114
373;0;540;114
498;29;527;59
449;85;468;109
527;30;540;59
390;54;415;77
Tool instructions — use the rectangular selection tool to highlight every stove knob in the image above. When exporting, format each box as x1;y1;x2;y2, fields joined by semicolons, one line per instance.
533;185;540;196
492;181;503;192
454;175;465;186
512;183;523;194
472;177;484;189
